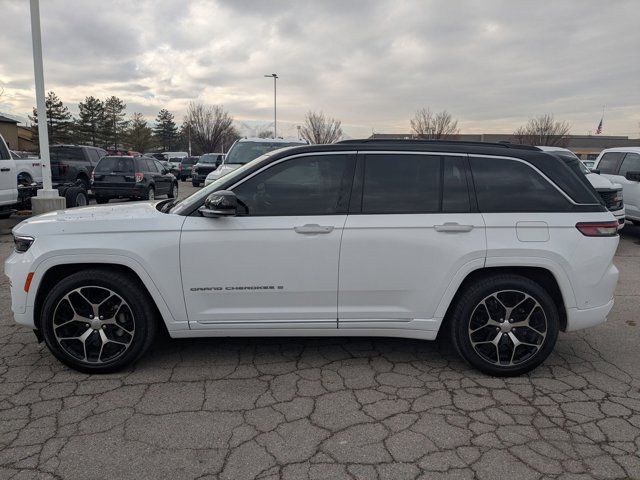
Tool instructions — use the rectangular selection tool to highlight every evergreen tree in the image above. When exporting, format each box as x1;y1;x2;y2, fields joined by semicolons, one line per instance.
125;113;153;152
102;96;128;149
77;96;105;146
29;91;73;146
152;109;178;151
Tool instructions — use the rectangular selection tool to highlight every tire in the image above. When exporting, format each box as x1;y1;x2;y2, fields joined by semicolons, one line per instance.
39;269;157;373
64;187;89;208
76;176;90;193
18;173;33;186
95;196;110;204
449;274;559;377
192;180;200;187
144;186;155;201
168;182;178;199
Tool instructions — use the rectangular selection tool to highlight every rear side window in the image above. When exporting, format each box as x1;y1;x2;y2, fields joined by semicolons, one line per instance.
598;152;624;174
618;153;640;177
87;149;101;165
96;157;133;173
470;157;571;212
362;154;440;214
50;147;84;163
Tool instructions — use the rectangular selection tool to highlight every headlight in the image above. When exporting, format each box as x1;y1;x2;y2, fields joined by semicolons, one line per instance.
14;235;34;253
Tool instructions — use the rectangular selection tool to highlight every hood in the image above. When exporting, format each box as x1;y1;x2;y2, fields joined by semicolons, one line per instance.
12;201;183;237
207;163;242;179
585;173;621;190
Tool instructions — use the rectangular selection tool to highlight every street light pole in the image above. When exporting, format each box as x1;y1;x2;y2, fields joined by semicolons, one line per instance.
29;0;65;214
264;73;278;139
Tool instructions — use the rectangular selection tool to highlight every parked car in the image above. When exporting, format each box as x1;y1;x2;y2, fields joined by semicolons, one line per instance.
583;160;596;169
10;150;43;186
50;145;107;192
178;156;199;181
191;153;224;187
538;146;625;229
162;151;189;172
593;147;640;225
204;138;307;186
91;155;178;203
6;139;619;376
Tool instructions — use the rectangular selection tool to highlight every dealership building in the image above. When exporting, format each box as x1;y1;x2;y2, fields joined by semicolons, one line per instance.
369;133;640;161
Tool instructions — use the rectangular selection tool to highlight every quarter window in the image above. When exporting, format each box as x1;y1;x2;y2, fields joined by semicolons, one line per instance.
597;152;624;174
232;154;355;216
618;153;640;177
470;157;571;212
362;154;441;214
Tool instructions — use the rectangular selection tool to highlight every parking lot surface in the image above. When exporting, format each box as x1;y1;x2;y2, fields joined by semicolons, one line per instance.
1;199;639;479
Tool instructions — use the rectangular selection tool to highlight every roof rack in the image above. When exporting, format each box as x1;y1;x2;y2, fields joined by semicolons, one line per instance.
336;138;540;151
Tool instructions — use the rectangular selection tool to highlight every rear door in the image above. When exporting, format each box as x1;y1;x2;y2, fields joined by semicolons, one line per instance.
338;152;486;333
144;158;169;194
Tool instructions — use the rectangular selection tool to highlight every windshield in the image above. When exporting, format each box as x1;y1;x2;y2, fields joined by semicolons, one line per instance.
225;141;303;164
170;153;274;214
199;154;219;164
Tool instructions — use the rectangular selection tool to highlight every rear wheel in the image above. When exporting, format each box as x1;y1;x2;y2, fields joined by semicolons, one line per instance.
18;173;33;186
450;274;559;377
76;176;90;193
64;187;88;208
39;269;157;373
144;186;155;201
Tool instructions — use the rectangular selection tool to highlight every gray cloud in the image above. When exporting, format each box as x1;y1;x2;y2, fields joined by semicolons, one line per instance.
0;0;638;137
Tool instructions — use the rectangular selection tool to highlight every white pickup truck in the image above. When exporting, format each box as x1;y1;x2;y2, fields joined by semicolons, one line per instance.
0;134;22;218
10;150;43;186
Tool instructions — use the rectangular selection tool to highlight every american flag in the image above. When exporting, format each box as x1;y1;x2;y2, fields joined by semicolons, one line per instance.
595;117;603;134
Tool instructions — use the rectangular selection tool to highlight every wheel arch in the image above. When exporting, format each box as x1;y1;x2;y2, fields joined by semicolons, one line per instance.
33;261;174;334
439;266;568;334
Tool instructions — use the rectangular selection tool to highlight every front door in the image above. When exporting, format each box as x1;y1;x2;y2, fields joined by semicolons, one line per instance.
608;152;640;220
0;140;16;206
338;153;486;331
180;152;356;328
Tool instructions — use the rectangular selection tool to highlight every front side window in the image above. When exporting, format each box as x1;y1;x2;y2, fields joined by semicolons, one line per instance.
598;152;624;174
618;153;640;177
232;154;355;216
470;157;571;212
362;154;441;214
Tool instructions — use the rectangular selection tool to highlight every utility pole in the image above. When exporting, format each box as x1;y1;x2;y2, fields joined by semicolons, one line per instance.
264;73;278;138
29;0;65;214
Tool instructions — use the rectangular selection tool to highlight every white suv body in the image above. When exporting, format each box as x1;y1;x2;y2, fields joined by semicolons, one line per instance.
593;147;640;224
5;141;619;376
537;146;625;229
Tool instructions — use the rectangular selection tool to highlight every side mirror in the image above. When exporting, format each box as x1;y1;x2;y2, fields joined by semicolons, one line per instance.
625;171;640;182
590;168;600;175
198;190;237;218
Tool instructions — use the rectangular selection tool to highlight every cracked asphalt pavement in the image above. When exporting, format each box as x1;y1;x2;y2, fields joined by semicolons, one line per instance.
1;216;639;479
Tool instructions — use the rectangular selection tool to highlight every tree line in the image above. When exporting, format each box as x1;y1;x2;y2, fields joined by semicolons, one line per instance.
29;92;242;155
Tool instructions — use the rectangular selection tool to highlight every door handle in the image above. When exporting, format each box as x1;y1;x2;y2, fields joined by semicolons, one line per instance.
0;168;10;172
294;224;334;234
434;222;474;233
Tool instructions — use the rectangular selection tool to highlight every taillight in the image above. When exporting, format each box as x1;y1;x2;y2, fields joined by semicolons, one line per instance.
178;164;183;170
576;221;618;237
135;172;144;182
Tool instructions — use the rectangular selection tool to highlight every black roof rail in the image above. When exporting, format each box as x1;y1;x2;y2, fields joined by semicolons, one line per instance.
336;138;540;151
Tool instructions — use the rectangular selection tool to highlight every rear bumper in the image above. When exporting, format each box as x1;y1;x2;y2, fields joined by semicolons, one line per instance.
565;298;614;331
92;185;146;197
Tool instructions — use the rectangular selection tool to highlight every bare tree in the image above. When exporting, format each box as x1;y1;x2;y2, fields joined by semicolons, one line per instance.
513;114;571;146
258;130;273;139
410;108;459;139
184;102;237;153
300;111;343;144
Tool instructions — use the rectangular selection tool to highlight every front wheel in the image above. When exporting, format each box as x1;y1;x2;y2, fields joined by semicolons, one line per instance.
39;269;157;373
449;275;559;377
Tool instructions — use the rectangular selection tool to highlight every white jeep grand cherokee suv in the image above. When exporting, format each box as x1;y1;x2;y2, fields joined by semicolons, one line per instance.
5;140;619;376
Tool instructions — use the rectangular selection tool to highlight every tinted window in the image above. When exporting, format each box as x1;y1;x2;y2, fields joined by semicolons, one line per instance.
182;157;199;165
598;152;624;174
442;157;470;212
470;157;571;212
618;153;640;177
143;159;158;172
232;155;355;216
87;149;101;165
95;157;133;173
50;147;84;163
154;160;166;172
363;154;440;214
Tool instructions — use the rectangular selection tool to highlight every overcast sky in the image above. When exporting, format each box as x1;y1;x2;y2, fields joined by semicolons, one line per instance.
1;0;638;138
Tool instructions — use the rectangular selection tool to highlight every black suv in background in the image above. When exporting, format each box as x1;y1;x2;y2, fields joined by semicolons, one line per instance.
191;153;224;186
178;156;199;181
50;145;107;191
91;156;178;203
